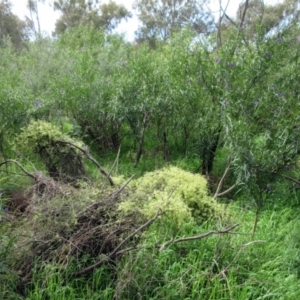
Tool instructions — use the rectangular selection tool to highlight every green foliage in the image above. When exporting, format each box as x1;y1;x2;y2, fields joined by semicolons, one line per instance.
3;197;300;299
236;0;300;40
27;263;115;300
134;0;213;46
16;120;65;150
0;234;21;300
0;0;29;49
1;5;300;299
113;204;300;300
0;45;31;154
119;166;224;226
53;0;131;35
15;120;87;181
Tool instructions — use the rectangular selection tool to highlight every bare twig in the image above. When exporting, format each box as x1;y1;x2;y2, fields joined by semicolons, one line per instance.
159;224;239;251
57;140;114;186
224;13;239;28
78;174;135;216
74;208;162;276
75;223;242;276
107;174;135;202
216;0;230;48
108;145;121;177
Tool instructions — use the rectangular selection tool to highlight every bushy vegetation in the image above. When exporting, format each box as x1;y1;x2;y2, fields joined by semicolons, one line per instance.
118;166;225;226
1;11;300;299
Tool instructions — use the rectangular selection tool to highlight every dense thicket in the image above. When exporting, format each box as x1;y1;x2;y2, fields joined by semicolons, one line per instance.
1;24;300;197
1;4;300;298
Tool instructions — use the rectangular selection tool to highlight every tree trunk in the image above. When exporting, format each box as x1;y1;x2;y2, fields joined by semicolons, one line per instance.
201;127;222;175
133;113;148;168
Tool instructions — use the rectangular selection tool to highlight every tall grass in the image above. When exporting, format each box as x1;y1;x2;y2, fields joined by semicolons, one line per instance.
11;202;299;300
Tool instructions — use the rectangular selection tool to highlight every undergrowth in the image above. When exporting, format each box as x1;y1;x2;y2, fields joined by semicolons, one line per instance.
2;194;300;299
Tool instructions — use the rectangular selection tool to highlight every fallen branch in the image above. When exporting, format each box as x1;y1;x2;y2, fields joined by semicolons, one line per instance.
78;174;135;216
107;174;135;202
57;140;114;186
116;224;241;256
74;223;241;276
74;208;162;276
281;174;300;186
159;224;239;251
0;159;35;179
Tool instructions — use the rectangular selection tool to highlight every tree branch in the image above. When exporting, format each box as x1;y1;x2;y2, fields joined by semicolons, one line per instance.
0;159;35;179
213;157;233;199
57;140;114;186
78;174;135;216
239;0;249;31
74;208;162;276
159;223;239;251
215;184;236;197
280;174;300;185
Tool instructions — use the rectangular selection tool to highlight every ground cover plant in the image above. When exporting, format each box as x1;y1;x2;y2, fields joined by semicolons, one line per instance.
1;4;300;299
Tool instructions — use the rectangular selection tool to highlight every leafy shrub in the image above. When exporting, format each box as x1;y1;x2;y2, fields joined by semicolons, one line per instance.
118;166;225;226
15;120;87;182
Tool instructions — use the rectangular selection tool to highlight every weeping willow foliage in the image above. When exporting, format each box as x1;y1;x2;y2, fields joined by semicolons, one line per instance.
118;166;225;226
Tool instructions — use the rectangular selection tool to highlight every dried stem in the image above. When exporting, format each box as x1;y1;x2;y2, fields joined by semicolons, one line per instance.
74;208;162;276
159;224;239;251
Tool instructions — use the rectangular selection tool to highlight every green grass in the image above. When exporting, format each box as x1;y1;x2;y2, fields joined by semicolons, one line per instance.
0;203;295;300
2;150;300;300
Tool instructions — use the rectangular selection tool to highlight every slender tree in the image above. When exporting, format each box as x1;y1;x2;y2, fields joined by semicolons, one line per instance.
235;0;300;39
133;0;213;46
53;0;131;35
0;0;28;48
26;0;46;37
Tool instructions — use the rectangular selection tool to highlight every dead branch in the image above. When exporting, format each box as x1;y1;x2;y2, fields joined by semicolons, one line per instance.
159;224;239;251
214;157;234;199
74;208;162;277
57;140;114;186
224;13;239;28
108;145;121;177
239;0;249;31
0;159;35;179
78;174;135;216
216;0;230;48
215;184;237;198
117;224;242;255
106;174;135;202
74;222;240;276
